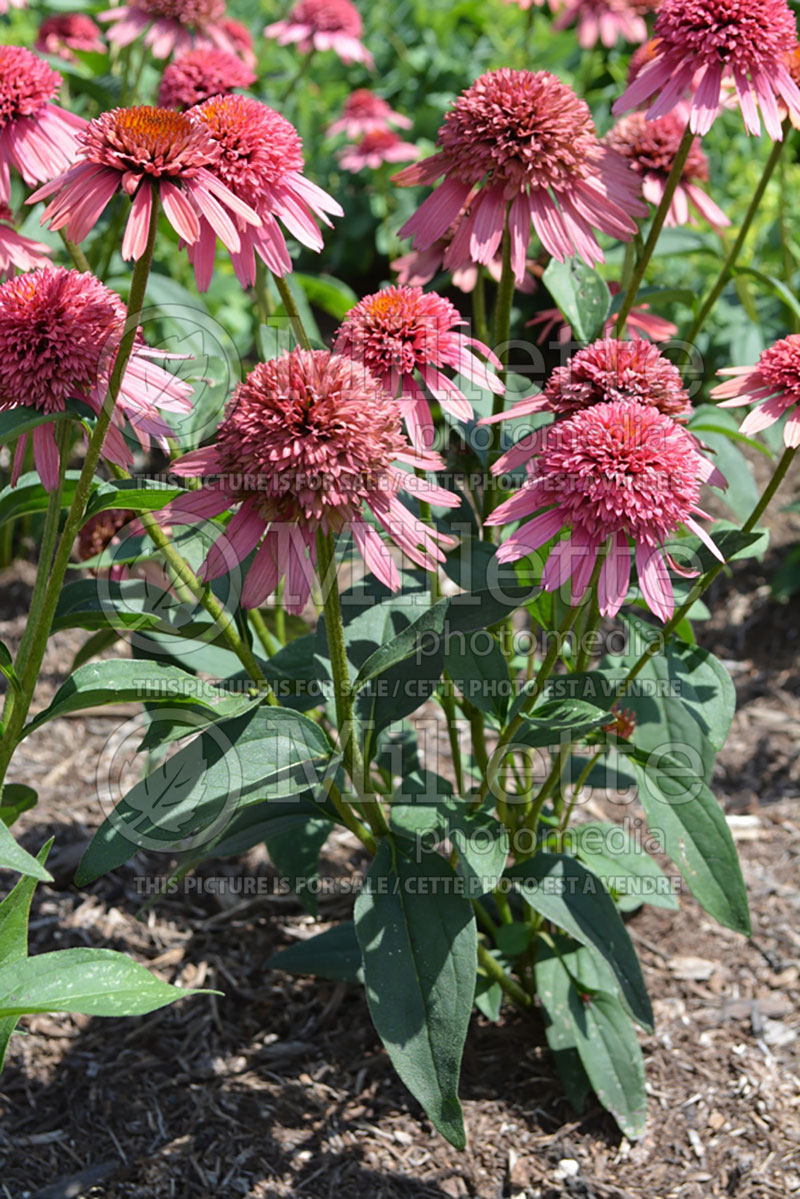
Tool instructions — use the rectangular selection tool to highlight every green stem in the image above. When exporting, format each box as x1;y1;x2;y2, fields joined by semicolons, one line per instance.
559;750;602;835
682;124;790;352
614;123;695;337
477;942;533;1009
315;527;390;838
0;193;161;797
254;259;273;327
472;265;490;348
272;273;312;351
621;446;798;695
249;607;279;657
278;51;314;106
59;230;91;273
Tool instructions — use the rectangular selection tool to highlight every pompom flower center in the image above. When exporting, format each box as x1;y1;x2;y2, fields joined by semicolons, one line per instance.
192;96;305;203
542;338;692;419
213;351;405;526
605;113;708;182
0;47;61;129
82;106;220;182
335;286;464;377
537;401;700;542
437;68;602;193
0;268;126;414
755;334;800;401
655;0;798;72
139;0;225;27
290;0;363;34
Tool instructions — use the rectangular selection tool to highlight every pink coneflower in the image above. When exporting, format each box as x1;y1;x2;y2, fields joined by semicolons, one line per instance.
338;128;418;172
486;400;723;622
627;36;662;84
0;268;193;490
202;16;257;68
528;282;678;345
29;106;260;264
394;69;646;286
0;205;51;280
334;285;503;449
711;335;800;447
554;0;657;49
481;337;714;479
0;0;26;13
0;47;86;206
613;0;800;138
166;350;457;610
605;111;728;228
328;89;412;138
187;94;341;289
36;14;106;60
100;0;237;59
158;49;256;109
264;0;373;67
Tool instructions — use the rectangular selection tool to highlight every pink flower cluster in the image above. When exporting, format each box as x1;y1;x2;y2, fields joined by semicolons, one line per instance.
330;90;417;174
264;0;373;67
168;350;458;611
0;268;192;490
485;339;725;622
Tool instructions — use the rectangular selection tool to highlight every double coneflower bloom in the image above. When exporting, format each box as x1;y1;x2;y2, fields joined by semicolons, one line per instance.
613;0;800;137
712;335;800;447
0;46;86;206
166;350;458;612
395;68;646;286
30;106;261;264
334;285;503;449
100;0;240;60
265;0;373;67
158;49;256;110
484;339;724;623
0;268;192;490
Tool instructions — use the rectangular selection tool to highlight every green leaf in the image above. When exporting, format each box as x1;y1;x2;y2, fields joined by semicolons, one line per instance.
542;258;612;342
352;599;449;691
568;987;647;1139
71;628;122;671
0;947;210;1019
506;854;652;1030
355;840;477;1148
0;842;51;1071
83;479;187;521
0;471;83;530
23;660;250;739
509;698;609;746
0;821;52;882
265;816;333;917
0;401;90;446
294;272;359;321
267;922;363;984
444;631;510;719
534;937;594;1113
448;809;509;897
567;822;678;912
0;784;37;828
76;706;332;883
630;750;750;933
189;793;335;860
0;639;18;696
474;973;503;1022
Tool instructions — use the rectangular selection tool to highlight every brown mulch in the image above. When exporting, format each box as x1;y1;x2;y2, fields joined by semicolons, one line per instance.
0;462;799;1199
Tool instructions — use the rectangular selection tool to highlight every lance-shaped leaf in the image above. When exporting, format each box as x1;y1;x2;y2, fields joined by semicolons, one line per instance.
267;922;364;984
542;258;612;342
355;840;477;1148
0;821;52;882
630;749;750;934
23;660;256;739
83;478;187;521
0;947;212;1019
506;853;652;1030
76;707;332;883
